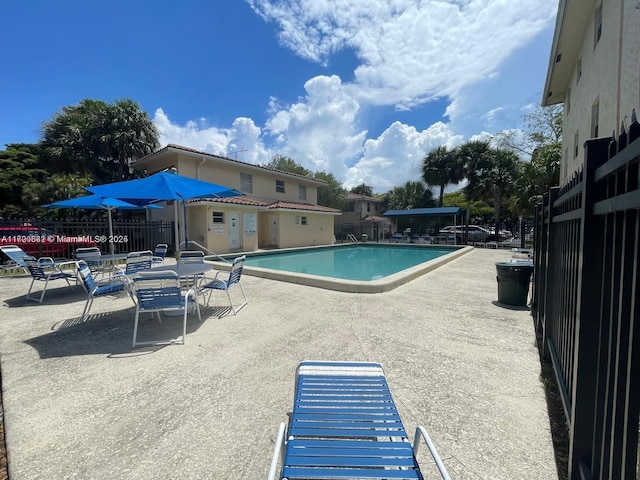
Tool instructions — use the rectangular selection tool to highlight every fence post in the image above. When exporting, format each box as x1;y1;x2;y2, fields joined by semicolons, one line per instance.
568;137;610;479
540;188;558;359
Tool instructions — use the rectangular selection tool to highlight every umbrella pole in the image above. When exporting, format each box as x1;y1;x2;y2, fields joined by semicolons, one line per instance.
108;209;115;254
183;201;188;248
174;202;180;253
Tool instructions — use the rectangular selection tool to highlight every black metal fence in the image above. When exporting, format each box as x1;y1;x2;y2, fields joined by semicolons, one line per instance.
0;218;175;259
532;122;640;479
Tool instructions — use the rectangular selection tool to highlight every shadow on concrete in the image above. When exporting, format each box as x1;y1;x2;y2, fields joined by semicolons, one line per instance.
24;307;208;358
539;351;570;480
3;284;86;307
491;300;531;312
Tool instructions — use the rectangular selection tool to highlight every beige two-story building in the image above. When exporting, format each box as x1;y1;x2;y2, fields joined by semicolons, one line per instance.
334;192;392;241
543;0;640;181
131;144;341;254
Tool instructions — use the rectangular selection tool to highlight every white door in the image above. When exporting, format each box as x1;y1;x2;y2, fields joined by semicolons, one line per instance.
229;212;241;249
269;215;278;246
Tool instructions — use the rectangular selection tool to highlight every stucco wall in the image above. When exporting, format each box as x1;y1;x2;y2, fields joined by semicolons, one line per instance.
275;212;336;249
175;153;320;205
561;0;640;181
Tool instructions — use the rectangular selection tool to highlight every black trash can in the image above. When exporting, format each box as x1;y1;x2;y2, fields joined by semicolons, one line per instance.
495;261;533;306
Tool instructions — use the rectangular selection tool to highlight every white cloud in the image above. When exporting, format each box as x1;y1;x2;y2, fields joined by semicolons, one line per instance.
247;0;556;108
153;108;269;164
265;75;367;175
154;1;557;193
345;121;462;192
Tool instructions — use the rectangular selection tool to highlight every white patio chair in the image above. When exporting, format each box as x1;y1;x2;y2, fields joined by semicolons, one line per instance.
199;255;247;315
131;270;201;347
152;243;168;264
75;247;105;277
24;257;76;303
76;260;135;322
117;250;153;276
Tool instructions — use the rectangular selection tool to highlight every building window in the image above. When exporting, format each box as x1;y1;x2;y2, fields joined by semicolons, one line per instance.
276;180;285;193
240;173;252;194
577;58;582;84
299;185;307;201
574;130;579;158
301;216;307;225
367;203;371;213
346;202;355;212
212;211;224;224
591;100;600;138
594;4;602;48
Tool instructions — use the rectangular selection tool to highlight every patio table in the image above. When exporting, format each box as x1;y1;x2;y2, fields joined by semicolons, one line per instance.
146;263;214;315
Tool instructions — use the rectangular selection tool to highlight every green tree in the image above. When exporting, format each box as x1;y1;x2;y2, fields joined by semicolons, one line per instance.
476;148;521;232
496;105;561;215
455;140;491;224
98;99;161;179
40;98;159;183
384;181;436;210
421;145;464;207
350;183;374;197
0;144;53;217
264;154;312;176
442;191;493;221
315;171;346;209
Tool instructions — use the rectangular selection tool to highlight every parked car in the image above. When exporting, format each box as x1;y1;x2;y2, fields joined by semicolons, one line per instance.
0;223;96;260
438;225;496;244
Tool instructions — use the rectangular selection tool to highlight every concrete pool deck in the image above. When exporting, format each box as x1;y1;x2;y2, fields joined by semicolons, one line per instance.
0;248;558;479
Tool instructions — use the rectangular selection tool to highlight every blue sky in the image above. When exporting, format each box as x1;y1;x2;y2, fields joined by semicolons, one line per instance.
1;0;558;193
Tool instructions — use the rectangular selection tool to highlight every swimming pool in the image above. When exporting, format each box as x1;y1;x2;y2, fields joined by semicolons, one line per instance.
213;243;472;293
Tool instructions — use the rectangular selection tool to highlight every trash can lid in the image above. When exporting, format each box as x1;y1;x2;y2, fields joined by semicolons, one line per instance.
495;261;533;267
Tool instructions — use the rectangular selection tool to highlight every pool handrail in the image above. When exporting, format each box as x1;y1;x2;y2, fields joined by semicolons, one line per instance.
179;240;230;264
346;233;358;243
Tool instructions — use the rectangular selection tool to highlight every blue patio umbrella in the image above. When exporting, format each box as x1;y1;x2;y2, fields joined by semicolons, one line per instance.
44;194;161;254
85;170;243;250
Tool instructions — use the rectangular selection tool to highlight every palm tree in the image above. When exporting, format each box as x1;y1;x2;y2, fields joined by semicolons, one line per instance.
385;181;435;210
455;140;491;225
476;148;520;238
99;99;160;179
40;98;160;183
421;146;463;207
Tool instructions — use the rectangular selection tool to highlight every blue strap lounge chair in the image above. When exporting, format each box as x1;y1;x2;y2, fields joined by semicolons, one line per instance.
24;257;76;303
131;270;201;347
152;243;168;264
268;361;451;480
125;250;153;275
1;245;54;275
198;255;247;315
178;250;205;264
76;260;135;322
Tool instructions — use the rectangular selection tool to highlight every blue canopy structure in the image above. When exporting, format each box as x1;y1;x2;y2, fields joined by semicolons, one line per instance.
85;170;244;250
44;194;162;253
383;207;465;244
383;207;463;217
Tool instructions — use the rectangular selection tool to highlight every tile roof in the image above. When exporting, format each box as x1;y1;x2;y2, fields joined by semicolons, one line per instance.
361;215;389;222
265;201;341;213
133;144;328;185
346;192;383;202
187;197;341;214
187;197;268;207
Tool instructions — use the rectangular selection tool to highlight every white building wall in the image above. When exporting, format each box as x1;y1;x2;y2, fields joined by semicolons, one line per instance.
621;0;640;130
559;0;640;181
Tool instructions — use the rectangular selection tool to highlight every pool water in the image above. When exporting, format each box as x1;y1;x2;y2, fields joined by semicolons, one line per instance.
243;245;456;281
